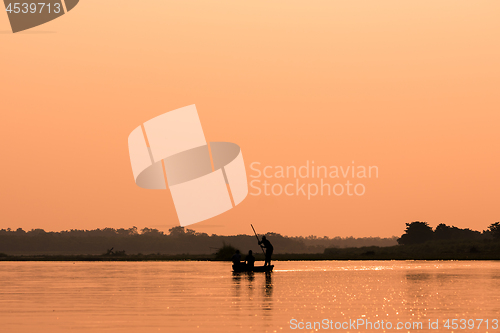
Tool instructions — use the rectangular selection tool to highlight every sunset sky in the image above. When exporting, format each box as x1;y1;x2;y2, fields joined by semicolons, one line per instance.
1;0;499;237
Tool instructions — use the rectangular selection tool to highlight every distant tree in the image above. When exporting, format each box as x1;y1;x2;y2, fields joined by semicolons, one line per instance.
141;227;163;236
215;242;239;260
101;228;118;236
434;223;453;240
168;226;186;237
28;228;46;235
185;228;197;236
116;228;129;236
488;222;500;240
434;223;481;241
397;221;433;245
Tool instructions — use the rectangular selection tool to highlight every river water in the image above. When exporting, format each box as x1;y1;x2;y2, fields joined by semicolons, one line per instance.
0;261;499;332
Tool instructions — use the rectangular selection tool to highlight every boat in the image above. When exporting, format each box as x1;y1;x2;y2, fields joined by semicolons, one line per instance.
232;264;274;273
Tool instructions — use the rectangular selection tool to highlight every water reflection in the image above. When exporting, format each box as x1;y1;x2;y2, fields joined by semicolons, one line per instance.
263;272;273;312
232;271;242;298
406;272;433;281
0;261;499;333
231;271;274;312
264;272;273;297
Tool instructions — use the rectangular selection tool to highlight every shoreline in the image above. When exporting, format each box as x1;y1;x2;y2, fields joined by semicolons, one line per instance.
1;254;499;262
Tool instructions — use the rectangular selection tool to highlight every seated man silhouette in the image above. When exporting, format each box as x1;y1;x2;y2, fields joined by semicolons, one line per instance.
231;250;242;266
245;250;255;269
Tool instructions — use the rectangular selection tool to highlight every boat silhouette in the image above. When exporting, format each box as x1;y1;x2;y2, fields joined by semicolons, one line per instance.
232;264;274;273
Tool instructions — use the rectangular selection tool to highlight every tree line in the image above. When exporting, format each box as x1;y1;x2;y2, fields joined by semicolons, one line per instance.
2;221;495;256
0;226;397;256
397;221;500;245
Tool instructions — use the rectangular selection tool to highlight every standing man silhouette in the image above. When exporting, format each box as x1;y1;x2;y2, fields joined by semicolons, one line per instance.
258;236;274;266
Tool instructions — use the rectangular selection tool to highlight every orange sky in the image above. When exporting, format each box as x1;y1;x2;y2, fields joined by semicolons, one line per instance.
1;0;499;237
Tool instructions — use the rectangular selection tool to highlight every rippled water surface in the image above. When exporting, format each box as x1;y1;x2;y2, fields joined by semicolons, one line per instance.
1;261;499;332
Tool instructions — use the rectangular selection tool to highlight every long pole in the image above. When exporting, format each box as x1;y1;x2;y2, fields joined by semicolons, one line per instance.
251;224;266;255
